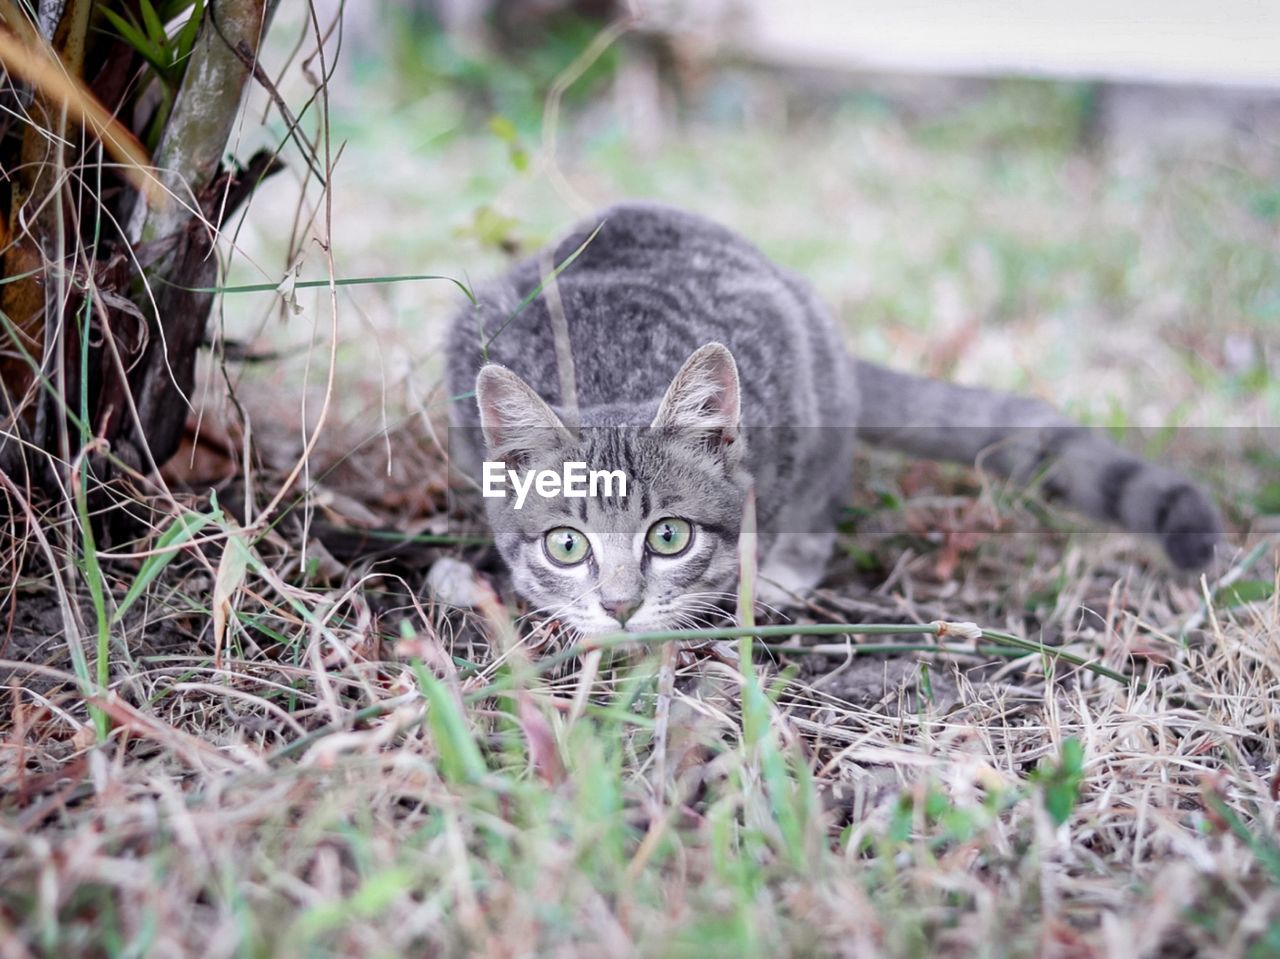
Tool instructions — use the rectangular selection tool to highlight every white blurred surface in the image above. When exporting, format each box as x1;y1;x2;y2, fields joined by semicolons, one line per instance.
646;0;1280;88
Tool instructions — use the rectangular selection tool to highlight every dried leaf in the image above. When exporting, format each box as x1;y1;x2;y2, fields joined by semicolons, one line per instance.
517;693;565;786
213;530;251;666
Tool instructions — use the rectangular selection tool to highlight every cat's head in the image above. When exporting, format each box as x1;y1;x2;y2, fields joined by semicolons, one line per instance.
474;343;749;636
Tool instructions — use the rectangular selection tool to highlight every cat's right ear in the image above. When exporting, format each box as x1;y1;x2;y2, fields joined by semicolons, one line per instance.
475;365;571;466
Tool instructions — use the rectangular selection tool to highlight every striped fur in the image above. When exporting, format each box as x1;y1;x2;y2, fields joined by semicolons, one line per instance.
447;203;1221;634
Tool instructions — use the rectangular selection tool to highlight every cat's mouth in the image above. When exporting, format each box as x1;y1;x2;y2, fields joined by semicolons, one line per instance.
569;615;653;638
564;601;724;639
551;604;655;638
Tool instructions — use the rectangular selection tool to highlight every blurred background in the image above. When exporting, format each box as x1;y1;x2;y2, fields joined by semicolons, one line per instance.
199;0;1280;528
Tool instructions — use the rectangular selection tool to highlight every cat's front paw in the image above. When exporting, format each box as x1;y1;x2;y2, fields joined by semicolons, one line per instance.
1157;485;1222;570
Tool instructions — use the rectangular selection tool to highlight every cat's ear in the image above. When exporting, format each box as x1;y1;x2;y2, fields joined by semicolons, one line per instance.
476;365;571;464
651;343;741;455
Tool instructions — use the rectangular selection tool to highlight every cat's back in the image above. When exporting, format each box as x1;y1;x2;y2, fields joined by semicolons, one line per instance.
536;201;756;274
446;202;856;427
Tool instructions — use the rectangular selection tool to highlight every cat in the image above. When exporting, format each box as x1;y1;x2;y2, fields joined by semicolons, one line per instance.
446;202;1222;636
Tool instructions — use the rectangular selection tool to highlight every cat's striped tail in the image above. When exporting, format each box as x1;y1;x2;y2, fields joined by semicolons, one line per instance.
853;359;1222;569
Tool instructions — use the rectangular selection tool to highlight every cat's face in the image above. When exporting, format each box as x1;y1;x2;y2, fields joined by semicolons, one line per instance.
475;344;748;636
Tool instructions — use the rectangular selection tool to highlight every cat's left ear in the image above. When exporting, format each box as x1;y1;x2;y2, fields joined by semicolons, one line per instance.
651;343;741;454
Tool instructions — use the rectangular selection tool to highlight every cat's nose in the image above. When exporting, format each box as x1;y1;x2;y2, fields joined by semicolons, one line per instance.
601;598;639;626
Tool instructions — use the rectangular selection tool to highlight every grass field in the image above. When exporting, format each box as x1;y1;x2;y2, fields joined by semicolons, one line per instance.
3;11;1279;957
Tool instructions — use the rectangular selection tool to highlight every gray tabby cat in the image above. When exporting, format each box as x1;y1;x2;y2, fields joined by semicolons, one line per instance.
446;203;1221;635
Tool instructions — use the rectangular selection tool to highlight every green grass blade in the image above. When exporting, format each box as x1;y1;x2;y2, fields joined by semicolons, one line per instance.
112;507;223;624
174;272;477;304
138;0;168;47
72;472;110;738
410;659;488;785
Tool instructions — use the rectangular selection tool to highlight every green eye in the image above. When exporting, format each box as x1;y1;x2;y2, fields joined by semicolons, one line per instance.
646;518;693;557
543;527;590;566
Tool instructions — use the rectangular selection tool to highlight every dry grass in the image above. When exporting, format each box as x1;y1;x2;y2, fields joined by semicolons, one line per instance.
3;458;1278;956
3;7;1280;958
